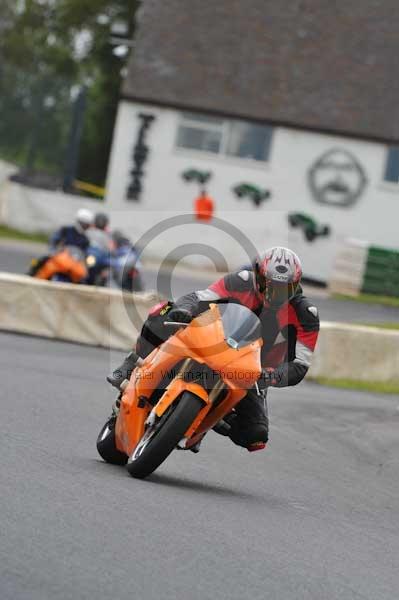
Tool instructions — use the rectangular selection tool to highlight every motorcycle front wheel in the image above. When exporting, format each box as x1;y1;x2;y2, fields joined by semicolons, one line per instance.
97;418;128;465
126;392;204;479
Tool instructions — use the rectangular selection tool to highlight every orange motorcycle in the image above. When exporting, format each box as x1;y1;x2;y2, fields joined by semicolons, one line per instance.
29;245;87;283
97;302;262;479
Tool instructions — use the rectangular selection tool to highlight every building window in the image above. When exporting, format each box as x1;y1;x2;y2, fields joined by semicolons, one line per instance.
176;112;273;162
384;146;399;182
176;113;224;154
226;121;272;161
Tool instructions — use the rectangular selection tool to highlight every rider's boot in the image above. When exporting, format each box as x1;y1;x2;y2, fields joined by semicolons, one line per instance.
213;412;236;436
228;387;269;451
107;350;141;390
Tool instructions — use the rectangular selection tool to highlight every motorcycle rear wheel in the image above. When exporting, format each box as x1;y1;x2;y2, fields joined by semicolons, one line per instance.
126;392;204;479
122;271;143;292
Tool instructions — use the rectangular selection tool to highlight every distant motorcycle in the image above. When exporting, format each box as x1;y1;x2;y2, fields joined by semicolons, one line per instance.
111;244;143;292
29;245;87;283
85;246;112;287
84;244;143;290
108;231;143;291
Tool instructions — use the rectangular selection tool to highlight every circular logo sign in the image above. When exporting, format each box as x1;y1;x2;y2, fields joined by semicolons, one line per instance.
308;148;368;207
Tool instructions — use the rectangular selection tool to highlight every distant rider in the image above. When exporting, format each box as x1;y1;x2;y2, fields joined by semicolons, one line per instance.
107;247;320;451
50;208;94;253
86;212;112;253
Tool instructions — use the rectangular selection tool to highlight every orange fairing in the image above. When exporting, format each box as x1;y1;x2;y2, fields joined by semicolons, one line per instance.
154;380;209;417
35;250;87;282
156;305;262;390
115;303;262;457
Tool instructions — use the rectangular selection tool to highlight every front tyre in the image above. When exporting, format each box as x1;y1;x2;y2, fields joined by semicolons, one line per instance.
97;418;128;465
126;392;204;479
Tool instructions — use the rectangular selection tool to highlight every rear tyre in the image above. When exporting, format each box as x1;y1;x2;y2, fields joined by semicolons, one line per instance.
131;272;143;292
122;271;143;292
96;419;128;465
126;392;204;479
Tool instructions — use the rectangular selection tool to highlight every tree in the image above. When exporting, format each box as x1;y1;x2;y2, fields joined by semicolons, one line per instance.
0;0;139;187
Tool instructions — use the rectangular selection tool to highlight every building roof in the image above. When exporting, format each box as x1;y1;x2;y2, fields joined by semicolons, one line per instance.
123;0;399;143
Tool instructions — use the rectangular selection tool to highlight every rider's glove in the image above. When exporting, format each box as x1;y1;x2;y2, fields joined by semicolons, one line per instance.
258;368;278;390
167;307;193;323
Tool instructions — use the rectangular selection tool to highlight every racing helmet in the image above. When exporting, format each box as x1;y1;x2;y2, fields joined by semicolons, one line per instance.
76;208;94;230
254;247;302;307
94;212;109;230
112;229;130;248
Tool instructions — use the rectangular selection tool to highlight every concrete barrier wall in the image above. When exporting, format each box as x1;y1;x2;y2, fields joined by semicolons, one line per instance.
308;321;399;382
0;273;160;350
1;272;398;382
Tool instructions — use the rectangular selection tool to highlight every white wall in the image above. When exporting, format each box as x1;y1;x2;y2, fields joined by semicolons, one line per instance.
0;180;103;234
105;101;399;280
0;159;18;183
0;160;18;223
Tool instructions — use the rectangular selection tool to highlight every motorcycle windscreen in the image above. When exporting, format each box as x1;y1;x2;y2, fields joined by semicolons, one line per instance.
218;302;261;349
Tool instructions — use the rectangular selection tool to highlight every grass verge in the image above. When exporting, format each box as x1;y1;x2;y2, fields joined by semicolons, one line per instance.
310;377;399;395
333;293;399;308
359;322;399;330
0;224;48;244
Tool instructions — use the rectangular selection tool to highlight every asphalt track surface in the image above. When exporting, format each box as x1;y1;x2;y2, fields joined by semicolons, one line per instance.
1;241;399;324
1;331;399;600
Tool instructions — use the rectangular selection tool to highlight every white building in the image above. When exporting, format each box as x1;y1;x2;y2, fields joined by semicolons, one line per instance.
105;0;399;283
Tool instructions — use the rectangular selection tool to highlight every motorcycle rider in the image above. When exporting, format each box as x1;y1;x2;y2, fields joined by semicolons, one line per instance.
87;212;112;252
86;212;113;285
107;247;319;451
29;208;94;278
111;230;143;291
50;208;94;252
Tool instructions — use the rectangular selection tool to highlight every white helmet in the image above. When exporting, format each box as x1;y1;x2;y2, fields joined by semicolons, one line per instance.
76;208;94;228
